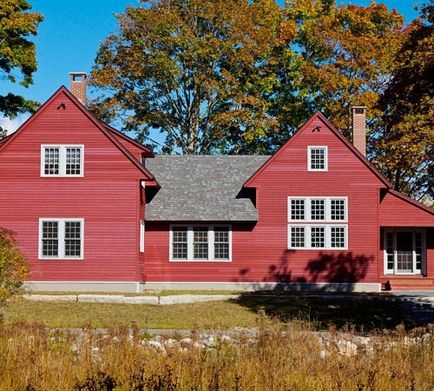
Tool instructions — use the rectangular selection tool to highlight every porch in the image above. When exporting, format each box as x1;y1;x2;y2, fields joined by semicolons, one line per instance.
381;227;434;291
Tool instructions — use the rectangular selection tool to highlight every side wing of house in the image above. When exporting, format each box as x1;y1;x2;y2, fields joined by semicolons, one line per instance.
0;87;155;291
378;190;434;289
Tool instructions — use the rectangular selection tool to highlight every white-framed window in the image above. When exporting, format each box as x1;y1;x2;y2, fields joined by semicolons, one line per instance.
288;196;348;250
308;146;328;171
39;218;84;260
288;225;348;250
139;220;145;253
170;225;232;262
288;197;347;222
41;145;84;177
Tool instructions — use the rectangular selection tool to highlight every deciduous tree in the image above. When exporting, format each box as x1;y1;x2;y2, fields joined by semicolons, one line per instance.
374;1;433;202
0;229;29;320
267;0;404;148
0;0;43;136
90;0;283;154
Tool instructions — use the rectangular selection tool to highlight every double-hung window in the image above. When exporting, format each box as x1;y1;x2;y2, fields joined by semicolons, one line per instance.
41;145;84;177
308;146;328;171
170;225;231;261
288;197;347;250
39;218;84;259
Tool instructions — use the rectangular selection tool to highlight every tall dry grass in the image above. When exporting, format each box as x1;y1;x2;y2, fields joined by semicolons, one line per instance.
0;320;433;390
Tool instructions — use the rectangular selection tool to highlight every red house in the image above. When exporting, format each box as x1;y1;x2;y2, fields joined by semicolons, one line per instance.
0;74;433;292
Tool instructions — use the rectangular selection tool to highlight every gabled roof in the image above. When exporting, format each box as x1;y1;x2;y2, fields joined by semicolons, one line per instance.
388;189;434;216
102;123;154;158
146;155;270;221
0;86;157;185
0;134;12;146
243;112;391;188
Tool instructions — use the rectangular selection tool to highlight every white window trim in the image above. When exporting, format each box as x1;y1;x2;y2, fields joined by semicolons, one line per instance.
169;224;232;262
288;224;348;250
307;146;328;172
139;220;145;253
288;197;348;223
38;218;84;260
40;144;84;177
383;228;426;276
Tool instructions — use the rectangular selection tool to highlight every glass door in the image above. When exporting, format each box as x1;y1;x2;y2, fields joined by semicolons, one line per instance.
384;229;425;275
396;232;414;274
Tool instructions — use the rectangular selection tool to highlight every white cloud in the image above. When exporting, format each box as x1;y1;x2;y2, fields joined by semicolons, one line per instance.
0;114;29;135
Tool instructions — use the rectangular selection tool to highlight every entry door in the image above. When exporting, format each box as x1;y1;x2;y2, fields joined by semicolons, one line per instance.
396;232;414;274
384;230;425;275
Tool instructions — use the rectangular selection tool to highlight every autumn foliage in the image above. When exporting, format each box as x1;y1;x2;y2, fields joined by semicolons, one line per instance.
90;0;432;203
0;229;29;315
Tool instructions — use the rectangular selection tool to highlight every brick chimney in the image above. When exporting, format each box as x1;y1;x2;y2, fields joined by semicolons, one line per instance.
69;72;88;106
351;106;367;156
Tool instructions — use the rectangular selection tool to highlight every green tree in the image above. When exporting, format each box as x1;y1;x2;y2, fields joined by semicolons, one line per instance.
90;0;283;154
374;1;433;202
91;0;405;156
0;0;43;135
0;229;29;320
266;0;404;148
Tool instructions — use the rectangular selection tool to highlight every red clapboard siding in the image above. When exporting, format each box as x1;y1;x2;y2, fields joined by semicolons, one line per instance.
0;88;146;282
143;114;386;284
379;191;434;226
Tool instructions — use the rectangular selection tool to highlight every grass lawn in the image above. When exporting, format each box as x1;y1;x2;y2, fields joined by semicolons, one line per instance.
3;294;411;330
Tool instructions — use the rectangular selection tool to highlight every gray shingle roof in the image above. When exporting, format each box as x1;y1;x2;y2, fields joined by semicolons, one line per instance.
145;155;270;221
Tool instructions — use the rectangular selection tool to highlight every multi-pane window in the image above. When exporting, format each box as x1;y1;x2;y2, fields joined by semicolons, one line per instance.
65;221;82;257
310;199;325;220
290;227;305;248
290;199;305;220
41;145;83;177
39;219;83;259
288;197;347;250
288;197;347;222
171;226;231;261
331;199;346;220
193;228;208;260
66;147;82;175
311;227;325;248
308;146;327;171
214;227;230;260
42;221;59;257
44;148;60;175
172;227;188;260
331;227;346;248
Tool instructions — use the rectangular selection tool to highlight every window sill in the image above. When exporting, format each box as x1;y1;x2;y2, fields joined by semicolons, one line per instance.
38;257;84;261
40;175;84;178
288;247;348;251
169;259;232;263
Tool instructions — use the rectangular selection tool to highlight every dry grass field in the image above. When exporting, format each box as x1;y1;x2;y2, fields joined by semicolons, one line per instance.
0;294;431;390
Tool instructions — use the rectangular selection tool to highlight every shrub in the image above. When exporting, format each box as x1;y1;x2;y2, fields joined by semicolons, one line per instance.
0;228;29;316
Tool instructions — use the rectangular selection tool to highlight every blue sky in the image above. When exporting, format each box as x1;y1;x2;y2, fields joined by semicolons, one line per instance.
0;0;421;132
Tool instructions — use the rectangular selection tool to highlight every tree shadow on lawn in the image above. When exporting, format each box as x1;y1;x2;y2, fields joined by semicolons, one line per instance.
231;293;411;332
232;250;413;331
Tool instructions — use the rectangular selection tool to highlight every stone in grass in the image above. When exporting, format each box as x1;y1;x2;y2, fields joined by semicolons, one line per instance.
163;338;179;349
180;337;193;346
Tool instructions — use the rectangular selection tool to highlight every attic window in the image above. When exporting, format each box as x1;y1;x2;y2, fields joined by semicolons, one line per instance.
308;146;328;171
41;145;84;177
